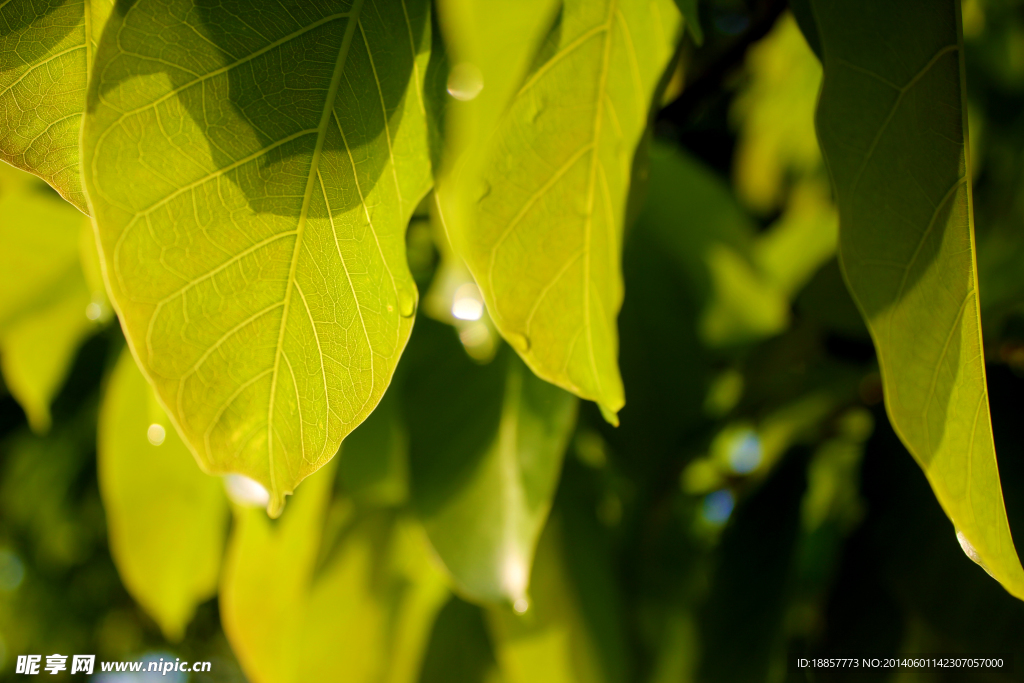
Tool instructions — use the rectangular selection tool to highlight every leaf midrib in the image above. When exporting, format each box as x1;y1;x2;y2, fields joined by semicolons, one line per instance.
267;0;367;502
487;0;620;403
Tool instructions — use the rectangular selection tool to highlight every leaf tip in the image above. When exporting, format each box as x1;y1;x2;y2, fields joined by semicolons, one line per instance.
599;404;620;427
266;491;288;519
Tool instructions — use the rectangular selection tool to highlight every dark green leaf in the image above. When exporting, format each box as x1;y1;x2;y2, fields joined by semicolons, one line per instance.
404;318;577;605
811;0;1024;597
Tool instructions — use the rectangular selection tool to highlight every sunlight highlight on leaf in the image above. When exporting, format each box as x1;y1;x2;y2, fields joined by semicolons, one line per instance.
83;0;435;514
810;0;1024;598
444;0;682;422
0;0;114;211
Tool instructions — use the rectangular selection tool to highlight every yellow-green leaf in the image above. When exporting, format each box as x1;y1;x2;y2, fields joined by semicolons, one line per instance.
82;0;435;514
98;348;228;640
449;0;682;423
487;512;627;683
404;318;577;605
0;0;114;211
0;162;96;431
811;0;1024;597
220;459;447;683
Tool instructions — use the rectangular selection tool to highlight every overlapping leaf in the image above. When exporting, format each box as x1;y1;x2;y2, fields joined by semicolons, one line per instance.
0;162;98;431
98;349;228;640
403;318;577;604
809;0;1024;597
220;460;447;683
82;0;435;514
447;0;682;422
487;510;628;683
0;0;114;211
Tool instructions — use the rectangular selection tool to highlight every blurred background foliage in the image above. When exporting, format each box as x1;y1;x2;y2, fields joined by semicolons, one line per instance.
5;0;1024;681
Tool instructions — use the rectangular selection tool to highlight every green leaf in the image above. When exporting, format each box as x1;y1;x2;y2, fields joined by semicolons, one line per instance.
98;348;228;641
418;597;503;683
0;162;97;431
0;0;114;211
811;0;1024;597
486;501;628;683
220;459;447;683
447;0;682;423
671;0;703;45
336;386;409;507
403;318;577;605
82;0;435;514
641;143;789;347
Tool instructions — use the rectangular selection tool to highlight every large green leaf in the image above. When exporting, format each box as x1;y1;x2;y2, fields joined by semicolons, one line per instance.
447;0;682;422
403;318;577;605
0;0;114;211
98;348;228;641
0;162;98;431
220;459;448;683
82;0;434;514
810;0;1024;597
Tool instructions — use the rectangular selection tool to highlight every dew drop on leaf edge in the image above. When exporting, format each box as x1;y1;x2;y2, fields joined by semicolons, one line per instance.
508;332;530;353
447;62;484;101
398;288;416;318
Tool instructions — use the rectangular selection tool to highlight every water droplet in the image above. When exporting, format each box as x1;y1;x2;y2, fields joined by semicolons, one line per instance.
147;423;166;446
513;598;529;614
85;302;103;321
508;332;530;353
447;63;484;101
452;283;484;321
956;529;988;572
223;474;270;508
398;288;417;318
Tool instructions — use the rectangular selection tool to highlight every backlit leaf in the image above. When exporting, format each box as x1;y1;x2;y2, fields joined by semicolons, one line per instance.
448;0;682;423
220;459;447;683
403;318;577;605
0;162;96;431
0;0;114;211
487;505;628;683
82;0;435;514
98;348;228;641
810;0;1024;597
